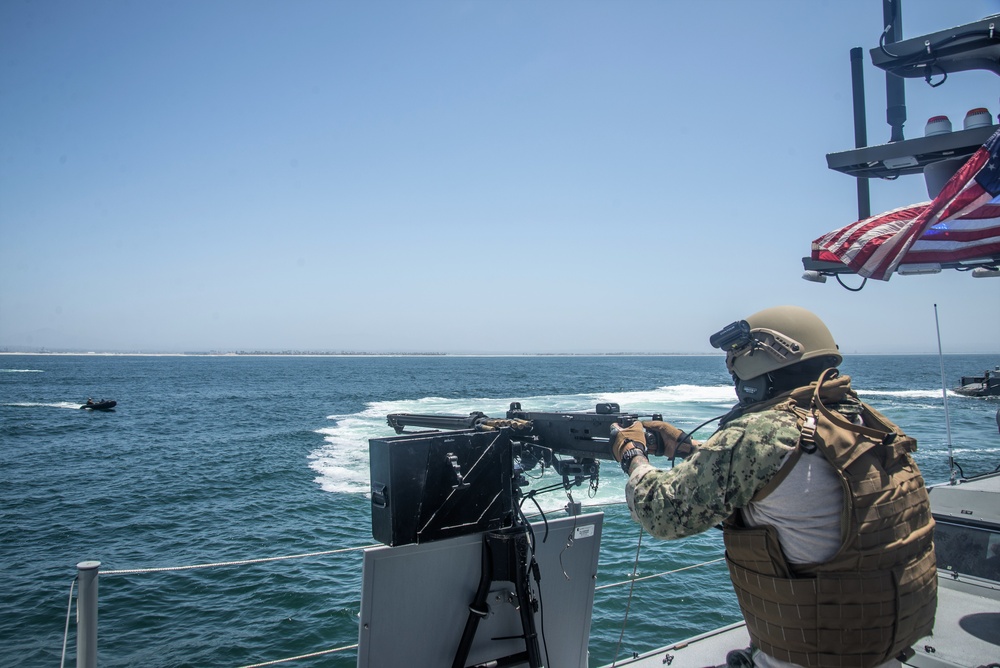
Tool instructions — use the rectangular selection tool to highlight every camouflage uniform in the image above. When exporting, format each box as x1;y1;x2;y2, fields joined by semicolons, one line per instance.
625;409;803;539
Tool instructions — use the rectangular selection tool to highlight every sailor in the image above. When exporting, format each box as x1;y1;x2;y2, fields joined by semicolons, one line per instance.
611;305;936;668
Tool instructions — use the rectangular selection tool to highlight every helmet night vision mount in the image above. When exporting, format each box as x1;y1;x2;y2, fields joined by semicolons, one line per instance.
710;320;806;377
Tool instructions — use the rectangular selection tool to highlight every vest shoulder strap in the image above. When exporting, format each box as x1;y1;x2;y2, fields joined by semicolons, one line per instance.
749;443;803;503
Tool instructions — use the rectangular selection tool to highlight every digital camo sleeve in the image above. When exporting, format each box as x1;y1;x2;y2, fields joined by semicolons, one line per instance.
625;410;800;540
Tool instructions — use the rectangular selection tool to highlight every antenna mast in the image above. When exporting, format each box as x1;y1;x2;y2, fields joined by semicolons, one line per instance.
933;304;956;485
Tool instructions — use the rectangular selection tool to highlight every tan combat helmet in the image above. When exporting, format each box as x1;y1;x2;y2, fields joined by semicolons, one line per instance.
724;305;842;381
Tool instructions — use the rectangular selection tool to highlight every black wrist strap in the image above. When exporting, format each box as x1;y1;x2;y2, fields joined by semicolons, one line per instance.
620;446;647;475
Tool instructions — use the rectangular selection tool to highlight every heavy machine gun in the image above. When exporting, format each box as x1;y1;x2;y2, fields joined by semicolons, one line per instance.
369;401;666;547
369;401;667;668
386;401;666;485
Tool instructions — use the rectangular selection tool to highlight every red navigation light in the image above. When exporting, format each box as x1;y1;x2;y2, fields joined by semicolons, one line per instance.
964;108;993;130
924;115;952;136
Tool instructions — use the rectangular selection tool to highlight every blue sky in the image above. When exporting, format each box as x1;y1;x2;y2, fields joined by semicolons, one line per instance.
2;0;998;354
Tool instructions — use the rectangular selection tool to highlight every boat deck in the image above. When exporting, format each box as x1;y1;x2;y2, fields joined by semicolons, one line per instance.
908;572;1000;667
599;621;750;667
601;572;1000;668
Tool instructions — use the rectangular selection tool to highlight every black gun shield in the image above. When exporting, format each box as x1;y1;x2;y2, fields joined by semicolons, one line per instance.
368;429;514;546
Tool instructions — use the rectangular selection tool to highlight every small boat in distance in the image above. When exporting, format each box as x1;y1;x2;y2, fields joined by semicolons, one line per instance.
954;366;1000;398
81;399;117;411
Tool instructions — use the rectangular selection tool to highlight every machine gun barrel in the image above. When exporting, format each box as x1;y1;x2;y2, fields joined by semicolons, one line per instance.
387;411;489;434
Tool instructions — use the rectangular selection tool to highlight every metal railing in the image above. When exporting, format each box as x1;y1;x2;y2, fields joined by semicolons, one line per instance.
62;545;376;668
62;503;725;668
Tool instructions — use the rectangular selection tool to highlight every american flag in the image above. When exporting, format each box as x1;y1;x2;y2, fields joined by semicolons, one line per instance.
812;127;1000;280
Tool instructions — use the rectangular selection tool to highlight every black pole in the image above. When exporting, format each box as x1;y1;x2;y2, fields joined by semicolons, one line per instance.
511;532;543;668
850;47;872;220
452;534;495;668
883;0;906;142
452;527;543;668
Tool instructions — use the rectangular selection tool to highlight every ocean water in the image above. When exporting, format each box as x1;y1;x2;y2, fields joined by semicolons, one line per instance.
2;353;998;667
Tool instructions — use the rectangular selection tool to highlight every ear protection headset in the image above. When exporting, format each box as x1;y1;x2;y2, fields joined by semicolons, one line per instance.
711;319;776;405
733;372;772;406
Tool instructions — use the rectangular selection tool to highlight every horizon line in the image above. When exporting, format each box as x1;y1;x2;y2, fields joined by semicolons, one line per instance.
2;350;997;358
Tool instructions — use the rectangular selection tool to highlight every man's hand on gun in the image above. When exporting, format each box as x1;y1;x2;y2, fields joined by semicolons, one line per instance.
610;419;699;471
642;420;698;459
610;421;648;461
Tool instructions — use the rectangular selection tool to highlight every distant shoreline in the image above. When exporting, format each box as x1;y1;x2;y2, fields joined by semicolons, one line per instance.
0;350;720;358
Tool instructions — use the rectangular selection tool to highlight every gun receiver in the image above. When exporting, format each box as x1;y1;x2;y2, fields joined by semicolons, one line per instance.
387;401;664;461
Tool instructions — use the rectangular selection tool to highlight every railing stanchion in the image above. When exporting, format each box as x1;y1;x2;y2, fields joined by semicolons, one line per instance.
76;560;101;668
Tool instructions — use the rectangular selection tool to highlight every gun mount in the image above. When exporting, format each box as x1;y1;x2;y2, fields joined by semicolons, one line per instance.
369;402;664;547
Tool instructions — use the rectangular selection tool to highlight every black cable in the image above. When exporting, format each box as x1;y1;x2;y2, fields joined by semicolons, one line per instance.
685;409;739;439
878;23;901;59
514;498;550;668
955;262;998;273
519;491;548;543
924;61;947;87
951;459;1000;481
532;549;550;668
835;274;868;292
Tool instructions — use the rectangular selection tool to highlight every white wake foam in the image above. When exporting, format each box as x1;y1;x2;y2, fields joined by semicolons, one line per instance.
5;401;84;409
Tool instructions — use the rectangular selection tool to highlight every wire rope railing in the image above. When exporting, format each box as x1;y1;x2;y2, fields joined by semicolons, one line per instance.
62;506;724;668
595;556;727;592
99;544;378;576
237;643;360;668
61;544;375;668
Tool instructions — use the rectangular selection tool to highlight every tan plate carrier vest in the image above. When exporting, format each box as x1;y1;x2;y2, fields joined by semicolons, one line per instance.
722;370;937;668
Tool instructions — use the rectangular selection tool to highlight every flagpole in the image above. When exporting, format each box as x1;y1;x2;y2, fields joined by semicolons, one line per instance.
933;304;957;485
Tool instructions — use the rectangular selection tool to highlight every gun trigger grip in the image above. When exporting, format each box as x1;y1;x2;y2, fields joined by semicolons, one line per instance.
645;429;664;457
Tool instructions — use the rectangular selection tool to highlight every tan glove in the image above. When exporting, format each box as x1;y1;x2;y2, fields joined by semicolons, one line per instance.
610;421;647;462
642;420;696;459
